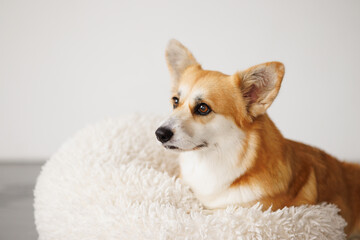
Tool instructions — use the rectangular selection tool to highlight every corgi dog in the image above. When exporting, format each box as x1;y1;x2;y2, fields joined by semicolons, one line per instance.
155;39;360;236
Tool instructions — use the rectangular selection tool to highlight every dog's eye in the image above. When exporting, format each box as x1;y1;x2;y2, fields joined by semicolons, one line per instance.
172;97;179;109
196;103;211;115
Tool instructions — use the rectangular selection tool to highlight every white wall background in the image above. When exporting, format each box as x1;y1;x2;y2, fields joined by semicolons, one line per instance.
0;0;359;162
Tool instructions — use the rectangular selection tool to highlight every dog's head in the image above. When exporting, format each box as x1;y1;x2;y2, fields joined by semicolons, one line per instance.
155;40;285;152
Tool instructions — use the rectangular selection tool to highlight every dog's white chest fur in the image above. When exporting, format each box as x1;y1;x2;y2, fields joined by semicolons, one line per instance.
179;128;263;209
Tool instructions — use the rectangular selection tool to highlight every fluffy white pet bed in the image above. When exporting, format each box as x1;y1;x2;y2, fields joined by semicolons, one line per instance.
34;115;347;240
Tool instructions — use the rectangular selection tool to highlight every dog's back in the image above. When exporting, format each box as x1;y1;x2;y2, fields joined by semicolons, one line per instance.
286;139;360;235
341;161;360;234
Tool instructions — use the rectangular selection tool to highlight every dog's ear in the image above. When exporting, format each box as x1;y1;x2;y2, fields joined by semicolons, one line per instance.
236;62;285;118
165;39;199;83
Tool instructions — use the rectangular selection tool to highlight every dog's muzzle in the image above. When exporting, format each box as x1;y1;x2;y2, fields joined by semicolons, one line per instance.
155;127;174;143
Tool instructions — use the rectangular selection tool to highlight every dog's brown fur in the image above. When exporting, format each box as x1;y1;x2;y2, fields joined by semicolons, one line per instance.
229;113;360;235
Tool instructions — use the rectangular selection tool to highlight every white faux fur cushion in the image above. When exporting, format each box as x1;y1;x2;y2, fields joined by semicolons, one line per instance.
34;115;347;240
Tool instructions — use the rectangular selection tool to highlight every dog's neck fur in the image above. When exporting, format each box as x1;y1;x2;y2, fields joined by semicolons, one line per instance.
179;114;292;209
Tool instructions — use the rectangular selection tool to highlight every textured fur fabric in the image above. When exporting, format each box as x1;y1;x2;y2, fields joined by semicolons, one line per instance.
34;115;347;240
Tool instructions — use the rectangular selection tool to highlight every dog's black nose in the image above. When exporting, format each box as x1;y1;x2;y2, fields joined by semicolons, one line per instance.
155;127;173;143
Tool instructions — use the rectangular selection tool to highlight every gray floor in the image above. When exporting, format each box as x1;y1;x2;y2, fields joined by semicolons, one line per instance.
0;163;43;240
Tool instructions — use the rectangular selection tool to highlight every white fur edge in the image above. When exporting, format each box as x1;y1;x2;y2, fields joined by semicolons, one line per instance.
34;114;347;240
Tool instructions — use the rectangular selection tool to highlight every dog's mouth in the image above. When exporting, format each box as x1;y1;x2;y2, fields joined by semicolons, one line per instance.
164;142;208;151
